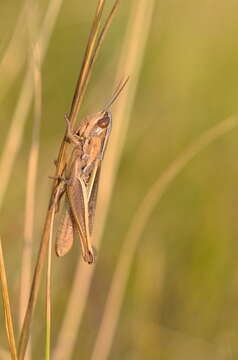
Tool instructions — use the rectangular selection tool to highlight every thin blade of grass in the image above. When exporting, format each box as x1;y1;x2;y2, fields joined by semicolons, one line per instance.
55;0;107;178
90;115;238;360
67;0;106;125
16;0;68;356
89;0;124;72
18;5;42;360
52;0;153;357
18;208;55;360
45;242;52;360
45;191;58;360
18;1;113;358
0;237;18;360
19;0;42;329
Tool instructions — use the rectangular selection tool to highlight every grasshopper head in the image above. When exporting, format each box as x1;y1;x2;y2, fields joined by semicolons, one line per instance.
79;110;112;138
76;77;128;138
91;110;112;136
97;110;111;129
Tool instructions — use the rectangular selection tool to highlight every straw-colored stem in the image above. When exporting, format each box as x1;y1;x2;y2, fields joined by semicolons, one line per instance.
0;237;18;360
45;243;52;360
19;7;42;336
18;207;55;360
18;1;120;358
0;0;65;212
53;0;108;182
89;0;123;70
90;115;238;360
45;194;57;360
53;0;155;358
67;0;106;126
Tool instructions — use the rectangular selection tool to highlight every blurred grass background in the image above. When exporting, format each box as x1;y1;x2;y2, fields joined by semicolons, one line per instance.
1;0;238;359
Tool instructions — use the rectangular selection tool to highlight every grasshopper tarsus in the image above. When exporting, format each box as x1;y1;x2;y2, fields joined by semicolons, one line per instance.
49;175;64;181
83;249;96;265
49;175;74;187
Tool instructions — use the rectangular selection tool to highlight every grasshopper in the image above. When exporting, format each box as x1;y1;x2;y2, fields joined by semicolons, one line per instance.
54;78;128;264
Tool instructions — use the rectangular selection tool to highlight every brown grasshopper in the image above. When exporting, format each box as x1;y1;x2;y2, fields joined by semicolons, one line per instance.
54;78;128;264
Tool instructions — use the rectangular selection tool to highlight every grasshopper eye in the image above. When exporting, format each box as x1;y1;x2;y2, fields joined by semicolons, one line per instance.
97;115;110;129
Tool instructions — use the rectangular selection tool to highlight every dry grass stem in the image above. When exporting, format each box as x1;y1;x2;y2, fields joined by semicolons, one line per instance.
55;0;123;177
53;0;155;358
53;0;108;181
66;0;106;126
45;193;58;360
15;0;69;357
18;208;55;359
19;3;42;333
18;1;122;358
18;6;42;360
90;115;238;360
0;237;18;360
89;0;124;70
0;0;65;212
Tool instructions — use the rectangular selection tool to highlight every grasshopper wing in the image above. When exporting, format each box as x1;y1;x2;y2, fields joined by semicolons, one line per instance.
66;177;95;264
55;201;75;257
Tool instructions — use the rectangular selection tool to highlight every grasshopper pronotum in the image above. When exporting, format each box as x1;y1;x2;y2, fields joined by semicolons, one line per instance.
54;78;128;264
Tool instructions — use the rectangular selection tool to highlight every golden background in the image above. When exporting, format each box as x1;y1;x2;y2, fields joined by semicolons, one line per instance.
0;0;238;359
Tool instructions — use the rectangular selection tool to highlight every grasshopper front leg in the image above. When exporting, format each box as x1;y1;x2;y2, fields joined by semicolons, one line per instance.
64;114;81;145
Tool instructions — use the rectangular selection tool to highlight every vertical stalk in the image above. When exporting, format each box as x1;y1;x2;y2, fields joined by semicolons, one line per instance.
0;237;18;360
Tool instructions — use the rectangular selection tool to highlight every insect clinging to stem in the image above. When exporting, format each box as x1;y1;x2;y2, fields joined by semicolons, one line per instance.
54;77;129;264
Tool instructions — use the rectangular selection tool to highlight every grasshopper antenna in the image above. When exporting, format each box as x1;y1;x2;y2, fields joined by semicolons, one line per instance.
104;76;129;110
